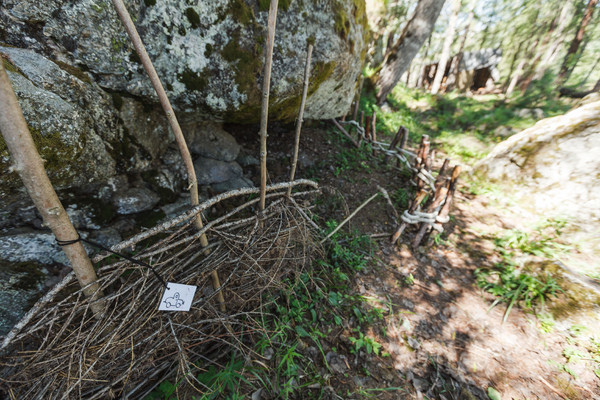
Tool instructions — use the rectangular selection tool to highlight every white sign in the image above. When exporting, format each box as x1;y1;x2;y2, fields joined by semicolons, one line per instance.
158;282;197;312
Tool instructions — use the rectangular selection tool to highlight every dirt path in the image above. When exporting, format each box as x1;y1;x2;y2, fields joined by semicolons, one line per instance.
238;123;600;399
365;188;600;399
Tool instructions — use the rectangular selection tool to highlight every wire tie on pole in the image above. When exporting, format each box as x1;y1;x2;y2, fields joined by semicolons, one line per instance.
57;233;169;289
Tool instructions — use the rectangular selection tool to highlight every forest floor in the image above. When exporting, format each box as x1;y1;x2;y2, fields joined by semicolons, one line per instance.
148;87;600;400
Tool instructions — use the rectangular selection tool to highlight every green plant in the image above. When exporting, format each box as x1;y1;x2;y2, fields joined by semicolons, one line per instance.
196;357;252;400
348;331;382;356
404;273;415;286
475;262;562;323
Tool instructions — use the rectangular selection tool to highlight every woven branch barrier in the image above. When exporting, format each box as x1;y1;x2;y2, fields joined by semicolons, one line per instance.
0;180;320;399
331;116;460;248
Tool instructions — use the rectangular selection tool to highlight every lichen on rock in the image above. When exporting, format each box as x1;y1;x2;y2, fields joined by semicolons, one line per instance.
0;0;368;121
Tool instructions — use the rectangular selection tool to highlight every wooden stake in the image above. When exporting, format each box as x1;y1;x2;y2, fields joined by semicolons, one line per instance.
390;189;427;244
352;100;360;121
422;165;461;245
400;128;409;149
412;180;449;249
371;110;377;156
111;0;226;311
384;126;406;164
288;43;313;197
0;62;105;317
358;110;365;146
259;0;279;215
414;135;430;192
434;158;450;190
332;119;359;148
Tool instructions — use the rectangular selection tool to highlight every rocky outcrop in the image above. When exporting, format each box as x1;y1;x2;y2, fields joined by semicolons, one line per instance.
475;101;600;224
0;0;367;121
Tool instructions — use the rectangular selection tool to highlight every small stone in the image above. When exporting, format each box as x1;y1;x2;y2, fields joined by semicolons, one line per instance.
236;152;260;167
111;187;160;215
88;228;121;249
185;121;240;162
193;157;243;185
407;337;421;350
211;176;254;193
251;388;263;400
263;347;274;360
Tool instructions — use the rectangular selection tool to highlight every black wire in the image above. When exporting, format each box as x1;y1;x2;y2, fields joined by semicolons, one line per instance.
57;233;169;289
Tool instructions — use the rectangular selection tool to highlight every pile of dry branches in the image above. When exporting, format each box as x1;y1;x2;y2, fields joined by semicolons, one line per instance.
0;181;321;399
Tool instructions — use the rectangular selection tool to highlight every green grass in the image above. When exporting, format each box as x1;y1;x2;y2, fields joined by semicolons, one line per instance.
475;218;572;323
355;82;571;165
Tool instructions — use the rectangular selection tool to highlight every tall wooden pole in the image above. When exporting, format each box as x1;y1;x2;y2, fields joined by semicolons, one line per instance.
259;0;279;213
288;43;313;197
0;62;105;317
110;0;225;311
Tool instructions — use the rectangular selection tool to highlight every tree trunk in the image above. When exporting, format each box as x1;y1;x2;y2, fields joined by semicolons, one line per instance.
448;0;475;90
416;34;433;88
505;59;526;97
580;56;600;87
503;41;523;91
519;16;559;92
375;0;446;104
557;0;598;83
431;0;461;94
0;62;105;317
533;0;573;79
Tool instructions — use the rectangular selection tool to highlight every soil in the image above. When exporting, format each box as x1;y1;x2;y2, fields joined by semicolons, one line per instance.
236;121;600;399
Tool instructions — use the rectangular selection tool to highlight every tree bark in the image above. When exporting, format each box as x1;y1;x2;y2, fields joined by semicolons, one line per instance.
447;0;474;90
505;59;527;97
375;0;446;104
519;15;559;92
416;34;433;88
430;0;461;94
557;0;598;83
0;62;105;317
533;0;573;80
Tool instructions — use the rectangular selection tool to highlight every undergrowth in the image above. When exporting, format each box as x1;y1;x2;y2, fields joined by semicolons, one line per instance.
146;221;388;399
475;218;570;323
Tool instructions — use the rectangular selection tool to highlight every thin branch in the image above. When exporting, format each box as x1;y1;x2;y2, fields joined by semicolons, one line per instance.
110;0;225;309
331;119;360;147
259;0;279;213
320;192;379;244
288;43;314;196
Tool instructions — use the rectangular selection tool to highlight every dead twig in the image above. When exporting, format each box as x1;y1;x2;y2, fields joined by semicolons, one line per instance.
259;0;279;213
320;192;379;244
331;119;360;148
288;43;313;196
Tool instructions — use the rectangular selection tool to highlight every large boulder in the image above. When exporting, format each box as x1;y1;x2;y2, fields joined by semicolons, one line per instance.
0;0;367;121
474;101;600;225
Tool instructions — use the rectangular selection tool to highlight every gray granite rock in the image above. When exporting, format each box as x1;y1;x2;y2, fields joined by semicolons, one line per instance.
184;120;240;162
193;156;243;185
211;176;254;193
111;187;161;215
0;0;367;120
475;100;600;225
